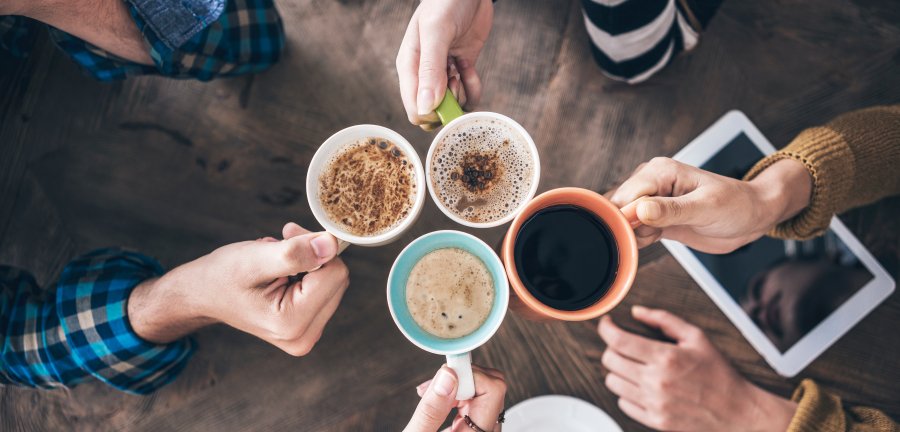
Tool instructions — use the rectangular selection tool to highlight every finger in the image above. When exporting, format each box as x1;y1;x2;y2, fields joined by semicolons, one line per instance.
631;305;702;343
634;226;662;249
289;258;349;312
420;122;440;132
635;233;662;249
456;57;482;110
282;222;311;239
605;372;642;402
601;349;644;379
636;194;707;229
609;158;696;207
405;367;459;432
459;370;506;432
609;164;665;207
416;20;453;116
597;316;670;362
248;232;339;280
416;379;432;397
397;17;423;123
617;398;653;428
655;225;748;254
398;20;441;127
471;364;505;381
282;261;350;350
448;74;467;108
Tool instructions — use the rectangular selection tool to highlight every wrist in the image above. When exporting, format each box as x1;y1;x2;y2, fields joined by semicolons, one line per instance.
127;272;214;344
747;158;812;234
744;383;798;432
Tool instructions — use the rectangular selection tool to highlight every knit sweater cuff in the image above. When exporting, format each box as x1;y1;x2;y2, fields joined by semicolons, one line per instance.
787;379;843;432
744;127;852;240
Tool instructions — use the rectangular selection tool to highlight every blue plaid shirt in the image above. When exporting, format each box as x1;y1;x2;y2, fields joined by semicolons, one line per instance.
0;0;283;81
0;249;195;394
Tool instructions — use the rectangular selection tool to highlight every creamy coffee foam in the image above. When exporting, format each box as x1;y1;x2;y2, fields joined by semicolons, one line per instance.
318;137;416;237
405;248;494;339
431;118;534;223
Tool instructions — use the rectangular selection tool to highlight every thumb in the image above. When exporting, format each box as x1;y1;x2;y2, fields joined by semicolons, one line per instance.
252;232;338;280
631;305;701;343
636;195;703;228
404;367;458;432
416;28;452;116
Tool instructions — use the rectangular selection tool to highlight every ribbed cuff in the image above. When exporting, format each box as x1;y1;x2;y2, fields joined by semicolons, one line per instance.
787;379;843;432
744;126;853;240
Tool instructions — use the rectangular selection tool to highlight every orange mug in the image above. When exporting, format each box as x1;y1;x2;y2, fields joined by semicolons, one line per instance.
501;187;641;321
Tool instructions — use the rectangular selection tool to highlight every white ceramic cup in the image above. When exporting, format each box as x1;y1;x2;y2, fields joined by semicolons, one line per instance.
306;124;427;249
426;111;541;229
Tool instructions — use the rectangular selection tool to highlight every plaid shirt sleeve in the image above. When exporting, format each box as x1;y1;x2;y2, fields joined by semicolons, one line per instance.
0;249;195;395
1;0;284;82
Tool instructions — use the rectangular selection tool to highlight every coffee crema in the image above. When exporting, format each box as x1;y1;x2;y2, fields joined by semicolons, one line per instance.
318;137;416;237
431;119;534;223
405;248;494;339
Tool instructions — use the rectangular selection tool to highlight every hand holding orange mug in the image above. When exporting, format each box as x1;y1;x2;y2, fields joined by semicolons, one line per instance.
609;157;812;253
501;188;639;321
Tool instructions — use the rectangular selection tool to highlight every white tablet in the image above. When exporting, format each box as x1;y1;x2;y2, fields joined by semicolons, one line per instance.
662;110;895;377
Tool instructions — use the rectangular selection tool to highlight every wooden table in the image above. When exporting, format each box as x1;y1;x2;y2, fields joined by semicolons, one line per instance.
1;0;898;430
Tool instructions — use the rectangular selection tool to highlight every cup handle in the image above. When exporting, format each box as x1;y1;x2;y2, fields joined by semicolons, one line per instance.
435;89;465;126
336;239;351;255
620;197;646;229
446;352;475;400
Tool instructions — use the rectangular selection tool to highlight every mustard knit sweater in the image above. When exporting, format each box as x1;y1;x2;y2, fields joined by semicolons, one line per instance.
745;105;900;431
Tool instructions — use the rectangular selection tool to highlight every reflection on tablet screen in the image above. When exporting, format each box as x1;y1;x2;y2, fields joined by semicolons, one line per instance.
688;133;875;352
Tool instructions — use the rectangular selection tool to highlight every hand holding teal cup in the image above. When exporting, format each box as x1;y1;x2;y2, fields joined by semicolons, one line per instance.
387;230;509;400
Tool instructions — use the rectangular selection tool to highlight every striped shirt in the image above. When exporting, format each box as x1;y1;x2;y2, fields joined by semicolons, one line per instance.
581;0;720;84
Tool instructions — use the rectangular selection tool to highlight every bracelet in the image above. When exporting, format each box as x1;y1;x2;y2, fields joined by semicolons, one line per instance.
463;416;488;432
463;411;505;432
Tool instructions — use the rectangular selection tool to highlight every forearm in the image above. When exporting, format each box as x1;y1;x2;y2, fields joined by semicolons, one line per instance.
16;0;152;64
745;105;900;240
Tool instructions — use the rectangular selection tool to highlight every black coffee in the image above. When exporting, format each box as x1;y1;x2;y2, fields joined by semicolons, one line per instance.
513;205;618;311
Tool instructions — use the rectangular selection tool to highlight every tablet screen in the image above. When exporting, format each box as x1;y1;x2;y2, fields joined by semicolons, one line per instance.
688;133;875;352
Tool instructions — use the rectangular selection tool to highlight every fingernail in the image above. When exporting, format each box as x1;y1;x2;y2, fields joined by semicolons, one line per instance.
417;88;435;116
638;201;661;221
432;368;456;397
633;305;647;315
310;235;336;259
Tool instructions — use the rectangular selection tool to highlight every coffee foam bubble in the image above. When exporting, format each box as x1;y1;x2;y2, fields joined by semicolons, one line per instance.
405;248;494;339
431;118;534;223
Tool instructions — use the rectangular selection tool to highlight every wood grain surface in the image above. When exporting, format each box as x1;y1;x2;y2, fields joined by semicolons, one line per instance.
1;0;898;430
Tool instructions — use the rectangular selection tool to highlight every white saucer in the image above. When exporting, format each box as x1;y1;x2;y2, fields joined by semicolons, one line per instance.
503;395;622;432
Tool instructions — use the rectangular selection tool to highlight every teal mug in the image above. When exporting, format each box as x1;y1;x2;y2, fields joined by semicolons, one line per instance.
387;230;510;400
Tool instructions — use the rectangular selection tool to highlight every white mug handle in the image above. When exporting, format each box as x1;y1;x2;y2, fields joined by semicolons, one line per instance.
446;352;475;400
336;239;351;254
